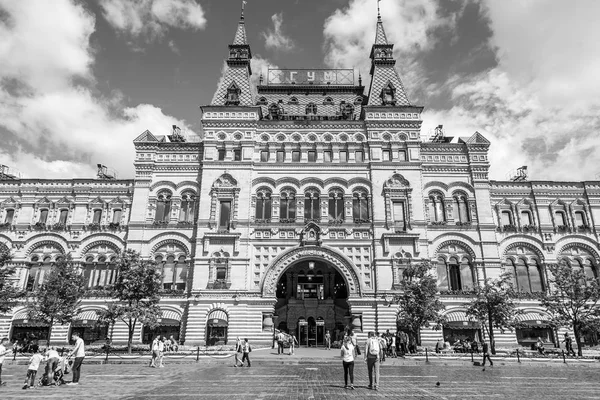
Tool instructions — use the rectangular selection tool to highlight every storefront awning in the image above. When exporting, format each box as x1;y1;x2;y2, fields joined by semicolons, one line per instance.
71;310;101;327
207;309;228;327
156;310;181;326
11;309;49;327
443;311;480;328
515;312;552;327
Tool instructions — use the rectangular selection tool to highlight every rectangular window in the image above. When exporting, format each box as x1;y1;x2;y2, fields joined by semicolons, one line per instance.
398;150;407;161
261;151;269;162
92;209;102;224
276;151;285;162
59;209;68;224
216;266;227;281
233;149;241;161
382;150;391;161
219;201;231;229
308;151;316;162
575;211;585;226
355;151;364;163
324;151;332;163
501;211;512;226
393;201;405;229
39;209;49;224
521;211;532;225
112;209;122;224
4;209;14;224
218;148;226;161
555;211;566;226
292;151;301;162
340;151;348;163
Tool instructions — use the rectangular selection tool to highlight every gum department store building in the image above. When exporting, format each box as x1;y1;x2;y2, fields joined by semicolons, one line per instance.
1;13;599;349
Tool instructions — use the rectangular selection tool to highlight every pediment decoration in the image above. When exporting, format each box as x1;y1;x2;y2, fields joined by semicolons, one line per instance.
300;222;322;246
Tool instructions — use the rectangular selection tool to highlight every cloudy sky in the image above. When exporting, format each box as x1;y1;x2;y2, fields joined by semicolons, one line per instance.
1;0;599;181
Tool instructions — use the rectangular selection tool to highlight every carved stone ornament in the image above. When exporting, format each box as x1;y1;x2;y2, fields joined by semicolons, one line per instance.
261;246;362;298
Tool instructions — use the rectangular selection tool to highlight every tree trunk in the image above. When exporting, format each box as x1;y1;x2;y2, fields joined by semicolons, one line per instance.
127;318;134;354
488;315;496;355
48;317;54;346
573;324;583;357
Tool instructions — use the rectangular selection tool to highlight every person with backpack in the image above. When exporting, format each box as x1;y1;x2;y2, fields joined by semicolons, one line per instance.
364;331;382;390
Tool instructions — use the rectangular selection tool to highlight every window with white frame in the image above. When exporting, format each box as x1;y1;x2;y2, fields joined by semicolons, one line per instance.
155;190;172;223
304;189;320;222
255;189;272;222
352;190;370;222
279;189;296;222
428;192;445;223
179;192;196;223
208;251;230;289
328;189;344;222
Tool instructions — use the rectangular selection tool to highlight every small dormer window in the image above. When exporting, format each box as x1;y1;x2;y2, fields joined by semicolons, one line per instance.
257;97;267;105
306;103;317;115
381;82;396;105
268;103;282;120
340;103;354;120
289;97;298;105
354;96;363;105
225;82;241;105
323;97;334;105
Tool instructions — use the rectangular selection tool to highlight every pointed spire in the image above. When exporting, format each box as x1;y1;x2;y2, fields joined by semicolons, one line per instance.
232;0;248;45
375;0;388;45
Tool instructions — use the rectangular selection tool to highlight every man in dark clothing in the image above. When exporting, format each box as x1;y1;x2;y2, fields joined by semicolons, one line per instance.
481;340;493;368
563;333;576;356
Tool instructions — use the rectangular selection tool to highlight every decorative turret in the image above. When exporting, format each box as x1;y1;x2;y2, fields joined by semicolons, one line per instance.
210;1;254;106
366;8;410;106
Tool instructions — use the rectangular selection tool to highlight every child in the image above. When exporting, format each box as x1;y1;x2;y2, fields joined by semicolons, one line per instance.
23;348;44;389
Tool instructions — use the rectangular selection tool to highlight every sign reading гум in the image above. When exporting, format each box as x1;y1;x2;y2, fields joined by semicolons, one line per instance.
267;69;355;86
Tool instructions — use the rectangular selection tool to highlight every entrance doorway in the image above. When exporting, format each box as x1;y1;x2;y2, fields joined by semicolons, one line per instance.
275;259;350;347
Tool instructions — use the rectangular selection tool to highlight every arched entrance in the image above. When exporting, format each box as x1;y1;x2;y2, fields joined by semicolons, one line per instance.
274;258;351;347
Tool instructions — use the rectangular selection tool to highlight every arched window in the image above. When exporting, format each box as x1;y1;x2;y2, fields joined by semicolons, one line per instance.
352;191;370;222
558;245;599;284
289;97;298;105
85;255;118;288
279;190;296;222
323;97;334;105
428;192;445;223
26;244;63;291
225;82;241;105
155;244;188;290
155;191;172;223
328;189;344;222
179;192;196;223
505;246;546;293
255;190;272;222
381;82;396;105
304;190;320;222
306;103;317;115
257;97;267;105
454;194;470;223
448;257;462;290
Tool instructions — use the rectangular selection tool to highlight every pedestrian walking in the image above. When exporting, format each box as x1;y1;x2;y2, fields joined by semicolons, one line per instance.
277;331;285;355
67;332;85;386
150;336;159;367
288;333;298;355
234;337;243;367
340;336;355;389
399;331;408;356
364;331;382;390
563;333;576;356
325;330;331;350
0;337;11;387
377;332;386;362
241;338;251;367
22;348;44;389
157;337;166;368
481;339;493;369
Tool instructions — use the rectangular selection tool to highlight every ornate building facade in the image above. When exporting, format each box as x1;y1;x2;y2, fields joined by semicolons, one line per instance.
1;13;599;348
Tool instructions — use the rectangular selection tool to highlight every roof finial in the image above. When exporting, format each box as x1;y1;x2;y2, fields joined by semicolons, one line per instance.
358;71;362;86
241;0;247;20
377;0;381;20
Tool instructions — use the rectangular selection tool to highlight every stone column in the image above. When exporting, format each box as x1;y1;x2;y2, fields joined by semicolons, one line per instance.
286;272;293;299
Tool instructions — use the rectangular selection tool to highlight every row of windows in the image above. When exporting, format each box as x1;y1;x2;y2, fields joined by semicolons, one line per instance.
257;97;363;107
429;195;471;223
26;256;188;291
499;209;588;228
154;191;196;223
3;208;122;225
217;149;407;162
254;190;369;223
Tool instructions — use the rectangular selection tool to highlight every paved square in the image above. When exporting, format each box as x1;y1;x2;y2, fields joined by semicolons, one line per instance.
1;357;599;399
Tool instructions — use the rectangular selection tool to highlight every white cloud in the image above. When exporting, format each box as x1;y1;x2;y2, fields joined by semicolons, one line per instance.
262;13;295;52
422;1;600;181
168;40;180;55
99;0;206;40
0;0;196;179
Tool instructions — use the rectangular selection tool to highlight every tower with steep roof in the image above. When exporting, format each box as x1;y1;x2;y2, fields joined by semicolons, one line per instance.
210;6;254;106
366;12;411;106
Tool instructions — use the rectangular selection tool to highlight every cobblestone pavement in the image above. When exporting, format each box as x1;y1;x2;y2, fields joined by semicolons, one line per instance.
1;358;599;399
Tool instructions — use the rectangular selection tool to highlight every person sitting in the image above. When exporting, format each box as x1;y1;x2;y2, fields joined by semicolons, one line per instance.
536;337;545;355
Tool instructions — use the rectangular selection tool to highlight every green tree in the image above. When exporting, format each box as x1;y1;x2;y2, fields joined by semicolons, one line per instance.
27;254;86;344
464;273;520;355
541;262;600;356
0;246;22;314
394;262;446;345
97;250;162;354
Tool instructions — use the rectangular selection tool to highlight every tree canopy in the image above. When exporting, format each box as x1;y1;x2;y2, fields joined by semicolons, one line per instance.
0;246;21;315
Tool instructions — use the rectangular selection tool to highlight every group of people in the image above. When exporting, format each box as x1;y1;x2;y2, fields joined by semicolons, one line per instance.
338;329;389;390
0;332;85;390
436;337;480;353
233;337;252;367
273;330;299;356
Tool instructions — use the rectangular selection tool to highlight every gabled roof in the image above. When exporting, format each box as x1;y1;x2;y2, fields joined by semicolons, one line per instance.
134;130;160;143
465;131;490;145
